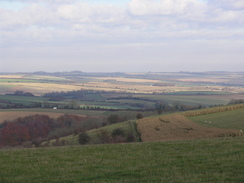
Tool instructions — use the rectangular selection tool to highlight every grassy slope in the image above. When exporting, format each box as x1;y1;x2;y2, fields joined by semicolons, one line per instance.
45;104;244;145
55;120;138;146
189;108;244;130
136;104;244;142
0;137;244;183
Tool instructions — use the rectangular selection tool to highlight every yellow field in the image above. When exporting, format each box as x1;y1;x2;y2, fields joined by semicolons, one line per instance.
24;75;69;80
0;80;236;95
0;83;82;96
0;73;243;95
80;81;175;93
0;75;24;79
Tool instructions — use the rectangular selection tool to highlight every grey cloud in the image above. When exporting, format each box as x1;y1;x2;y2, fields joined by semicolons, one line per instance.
0;0;244;72
211;0;244;10
3;0;76;3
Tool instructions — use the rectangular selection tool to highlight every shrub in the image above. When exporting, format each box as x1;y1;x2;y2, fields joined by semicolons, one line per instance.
112;135;126;143
107;114;120;124
111;128;125;138
96;129;112;144
78;132;90;145
136;113;143;119
126;132;136;142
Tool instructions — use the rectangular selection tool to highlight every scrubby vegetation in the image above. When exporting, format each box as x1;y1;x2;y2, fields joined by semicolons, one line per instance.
0;114;104;147
0;112;141;148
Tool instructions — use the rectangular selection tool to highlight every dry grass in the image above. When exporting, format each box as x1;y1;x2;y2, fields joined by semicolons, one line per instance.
0;75;24;79
80;81;189;93
177;78;229;83
137;114;242;142
0;83;82;95
0;111;85;123
24;75;68;80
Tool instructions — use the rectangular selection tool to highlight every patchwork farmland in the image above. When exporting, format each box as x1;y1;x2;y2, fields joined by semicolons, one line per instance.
0;71;243;182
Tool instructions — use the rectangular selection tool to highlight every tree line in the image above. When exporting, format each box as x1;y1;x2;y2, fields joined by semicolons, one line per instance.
0;112;140;148
0;114;103;147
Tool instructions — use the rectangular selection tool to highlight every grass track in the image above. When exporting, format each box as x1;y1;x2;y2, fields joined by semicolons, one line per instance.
0;137;244;183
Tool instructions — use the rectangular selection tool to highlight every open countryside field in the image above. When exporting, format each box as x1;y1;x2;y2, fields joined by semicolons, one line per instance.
0;111;86;123
0;137;243;183
0;74;71;82
2;91;242;110
189;108;244;130
137;114;242;142
42;104;244;147
1;72;244;95
131;93;243;106
0;108;156;124
0;83;82;96
0;108;106;124
136;105;244;142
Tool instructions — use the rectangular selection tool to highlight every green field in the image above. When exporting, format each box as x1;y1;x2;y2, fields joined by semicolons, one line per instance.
0;95;49;104
0;137;243;183
189;108;244;130
0;107;155;116
0;94;142;110
135;94;231;106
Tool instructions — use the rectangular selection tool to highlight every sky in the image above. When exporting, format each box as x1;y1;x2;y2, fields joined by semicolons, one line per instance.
0;0;244;73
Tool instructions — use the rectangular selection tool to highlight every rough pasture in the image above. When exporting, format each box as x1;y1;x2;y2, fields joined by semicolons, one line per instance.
137;114;242;142
0;111;86;123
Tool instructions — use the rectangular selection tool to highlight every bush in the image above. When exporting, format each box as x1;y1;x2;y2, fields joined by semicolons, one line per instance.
126;132;136;142
111;128;125;138
96;129;112;144
78;132;90;145
107;114;120;124
136;113;143;119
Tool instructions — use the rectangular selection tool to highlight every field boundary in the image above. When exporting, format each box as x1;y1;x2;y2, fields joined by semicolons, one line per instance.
183;104;244;117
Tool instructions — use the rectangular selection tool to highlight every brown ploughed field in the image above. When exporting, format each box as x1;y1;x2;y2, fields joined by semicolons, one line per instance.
137;114;241;142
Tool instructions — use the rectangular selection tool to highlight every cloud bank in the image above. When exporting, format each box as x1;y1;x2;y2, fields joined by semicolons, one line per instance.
0;0;244;72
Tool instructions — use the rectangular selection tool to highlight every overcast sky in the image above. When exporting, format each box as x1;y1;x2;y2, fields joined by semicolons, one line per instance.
0;0;244;73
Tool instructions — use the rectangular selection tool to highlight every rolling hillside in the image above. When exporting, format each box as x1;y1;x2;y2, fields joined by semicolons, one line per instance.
51;104;244;146
0;104;243;182
136;104;244;142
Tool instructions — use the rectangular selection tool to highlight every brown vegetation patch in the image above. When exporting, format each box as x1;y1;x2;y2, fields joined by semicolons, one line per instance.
137;114;241;142
0;111;85;123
